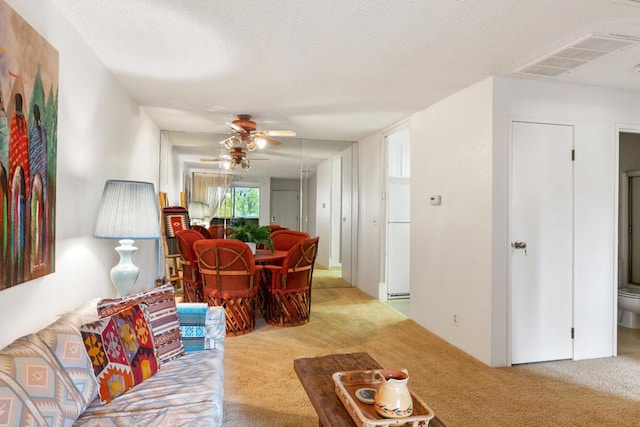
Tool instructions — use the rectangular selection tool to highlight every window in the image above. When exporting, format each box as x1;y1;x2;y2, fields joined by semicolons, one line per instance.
217;186;260;218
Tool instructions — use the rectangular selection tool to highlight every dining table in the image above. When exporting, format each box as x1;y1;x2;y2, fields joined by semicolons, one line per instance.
254;249;288;264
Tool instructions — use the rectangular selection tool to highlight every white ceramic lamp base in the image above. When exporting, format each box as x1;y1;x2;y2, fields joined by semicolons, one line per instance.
110;239;140;296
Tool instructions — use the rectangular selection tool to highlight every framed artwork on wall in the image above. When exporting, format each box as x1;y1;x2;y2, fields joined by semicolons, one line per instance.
0;0;59;290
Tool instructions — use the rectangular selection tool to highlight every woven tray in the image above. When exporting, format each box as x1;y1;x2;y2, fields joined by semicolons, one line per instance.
332;370;435;427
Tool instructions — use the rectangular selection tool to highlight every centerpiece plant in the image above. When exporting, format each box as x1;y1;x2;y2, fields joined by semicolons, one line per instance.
227;218;274;253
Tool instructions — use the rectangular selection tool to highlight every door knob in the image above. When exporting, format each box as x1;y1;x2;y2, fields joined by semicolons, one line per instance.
511;241;527;250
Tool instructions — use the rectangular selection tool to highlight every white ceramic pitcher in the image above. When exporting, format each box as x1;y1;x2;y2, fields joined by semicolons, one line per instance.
374;369;413;419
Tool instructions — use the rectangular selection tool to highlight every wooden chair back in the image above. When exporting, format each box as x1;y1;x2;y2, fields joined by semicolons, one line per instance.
278;236;319;290
267;224;287;233
271;230;310;251
195;239;258;294
191;224;212;239
207;224;227;239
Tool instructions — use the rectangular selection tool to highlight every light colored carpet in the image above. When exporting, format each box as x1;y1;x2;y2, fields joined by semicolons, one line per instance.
311;267;351;289
223;287;640;426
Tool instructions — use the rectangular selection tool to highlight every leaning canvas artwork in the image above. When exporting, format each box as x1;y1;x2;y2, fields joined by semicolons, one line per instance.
0;0;59;289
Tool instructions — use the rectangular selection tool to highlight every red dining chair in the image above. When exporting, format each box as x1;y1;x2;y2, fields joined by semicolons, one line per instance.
207;224;227;239
193;239;262;336
191;224;212;239
264;237;319;327
267;224;287;233
175;229;206;302
270;230;310;251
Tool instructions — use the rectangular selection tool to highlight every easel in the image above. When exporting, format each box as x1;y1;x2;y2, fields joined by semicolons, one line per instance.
158;192;188;290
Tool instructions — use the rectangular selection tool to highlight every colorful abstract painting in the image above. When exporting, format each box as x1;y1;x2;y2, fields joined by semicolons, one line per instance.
0;0;59;289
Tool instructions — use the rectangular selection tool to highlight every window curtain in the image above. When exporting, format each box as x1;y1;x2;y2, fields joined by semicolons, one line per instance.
191;172;233;219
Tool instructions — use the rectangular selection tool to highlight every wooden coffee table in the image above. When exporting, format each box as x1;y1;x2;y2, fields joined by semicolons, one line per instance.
294;352;446;427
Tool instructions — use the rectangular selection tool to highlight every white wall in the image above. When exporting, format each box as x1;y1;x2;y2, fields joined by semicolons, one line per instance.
0;0;161;349
159;131;182;205
410;78;495;365
356;132;384;299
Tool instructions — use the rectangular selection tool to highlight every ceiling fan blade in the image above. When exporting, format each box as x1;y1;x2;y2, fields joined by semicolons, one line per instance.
255;130;296;137
263;136;282;146
200;157;230;162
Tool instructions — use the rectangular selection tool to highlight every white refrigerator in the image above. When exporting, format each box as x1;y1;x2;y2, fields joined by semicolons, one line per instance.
386;178;410;298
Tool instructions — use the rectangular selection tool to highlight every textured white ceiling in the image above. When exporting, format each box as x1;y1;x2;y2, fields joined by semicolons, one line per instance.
51;0;640;176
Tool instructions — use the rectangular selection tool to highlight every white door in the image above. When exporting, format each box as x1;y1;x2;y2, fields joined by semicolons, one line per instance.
271;190;299;231
511;121;574;365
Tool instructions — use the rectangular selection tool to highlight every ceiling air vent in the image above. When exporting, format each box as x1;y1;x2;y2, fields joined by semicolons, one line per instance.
514;33;639;78
614;0;640;6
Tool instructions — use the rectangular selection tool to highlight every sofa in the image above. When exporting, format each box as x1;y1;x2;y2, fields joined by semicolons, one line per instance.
0;287;225;427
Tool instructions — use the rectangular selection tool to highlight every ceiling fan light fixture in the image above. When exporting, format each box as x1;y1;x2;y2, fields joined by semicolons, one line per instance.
255;136;267;149
246;138;256;151
242;160;251;170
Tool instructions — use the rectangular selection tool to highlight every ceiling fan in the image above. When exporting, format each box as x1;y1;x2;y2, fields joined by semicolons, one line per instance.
200;147;268;170
218;114;296;151
200;114;295;170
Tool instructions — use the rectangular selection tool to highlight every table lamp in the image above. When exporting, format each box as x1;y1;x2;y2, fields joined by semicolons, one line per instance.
94;180;161;296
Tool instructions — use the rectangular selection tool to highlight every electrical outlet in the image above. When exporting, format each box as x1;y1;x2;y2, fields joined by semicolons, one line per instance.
452;313;459;326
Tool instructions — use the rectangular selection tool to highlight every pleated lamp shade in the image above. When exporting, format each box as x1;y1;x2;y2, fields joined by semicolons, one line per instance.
94;180;161;240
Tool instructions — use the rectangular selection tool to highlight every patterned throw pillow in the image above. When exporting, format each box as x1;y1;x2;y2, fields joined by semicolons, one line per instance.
80;304;158;404
176;303;224;352
97;284;184;364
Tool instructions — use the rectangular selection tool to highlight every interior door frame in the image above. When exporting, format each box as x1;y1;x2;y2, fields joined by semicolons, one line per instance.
614;123;640;356
507;118;575;366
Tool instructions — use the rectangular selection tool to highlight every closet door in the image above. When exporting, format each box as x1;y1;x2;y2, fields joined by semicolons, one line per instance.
511;121;574;364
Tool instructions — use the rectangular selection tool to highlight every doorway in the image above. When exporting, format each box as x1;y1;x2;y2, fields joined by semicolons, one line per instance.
384;127;411;301
617;132;640;356
510;121;574;364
